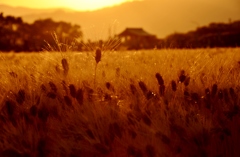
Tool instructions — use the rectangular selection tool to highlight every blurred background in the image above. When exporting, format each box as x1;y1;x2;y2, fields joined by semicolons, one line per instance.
0;0;240;51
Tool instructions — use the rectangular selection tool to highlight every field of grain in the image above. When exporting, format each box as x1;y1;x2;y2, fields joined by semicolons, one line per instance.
0;48;240;157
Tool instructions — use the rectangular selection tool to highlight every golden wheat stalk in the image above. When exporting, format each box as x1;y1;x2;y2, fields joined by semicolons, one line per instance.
94;47;102;87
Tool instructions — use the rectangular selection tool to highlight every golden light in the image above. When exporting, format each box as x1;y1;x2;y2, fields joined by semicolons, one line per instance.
73;0;128;11
0;0;130;11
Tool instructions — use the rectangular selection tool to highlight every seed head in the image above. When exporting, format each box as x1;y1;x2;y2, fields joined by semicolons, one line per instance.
69;84;76;98
49;81;57;92
16;89;25;105
130;84;137;95
142;114;152;126
86;129;95;139
87;88;94;102
179;70;186;83
9;71;18;78
225;105;239;120
30;105;38;117
105;82;114;91
5;100;16;116
146;91;154;100
205;88;211;99
41;84;47;93
218;89;223;99
155;73;164;85
47;92;56;99
104;93;111;101
211;84;218;98
223;88;230;103
205;88;211;109
139;81;148;94
21;111;33;125
229;87;237;102
38;107;49;123
191;92;199;104
95;47;102;64
171;80;177;91
64;96;72;107
184;76;190;86
76;88;84;105
218;89;223;100
61;58;69;75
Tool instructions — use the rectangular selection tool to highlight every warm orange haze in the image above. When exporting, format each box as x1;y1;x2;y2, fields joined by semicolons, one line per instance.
0;0;131;11
1;0;240;156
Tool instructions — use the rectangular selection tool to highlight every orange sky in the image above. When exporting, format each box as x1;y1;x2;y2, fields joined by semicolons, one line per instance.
0;0;136;11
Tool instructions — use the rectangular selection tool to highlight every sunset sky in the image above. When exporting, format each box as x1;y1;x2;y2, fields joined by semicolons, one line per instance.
0;0;135;11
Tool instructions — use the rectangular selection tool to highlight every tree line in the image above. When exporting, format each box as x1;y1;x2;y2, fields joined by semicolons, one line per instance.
0;12;239;52
0;13;82;52
159;20;240;48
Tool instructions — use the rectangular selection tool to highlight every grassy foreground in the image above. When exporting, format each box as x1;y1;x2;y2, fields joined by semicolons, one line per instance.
0;48;240;157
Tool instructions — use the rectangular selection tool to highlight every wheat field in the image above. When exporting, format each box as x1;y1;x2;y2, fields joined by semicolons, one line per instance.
0;48;240;157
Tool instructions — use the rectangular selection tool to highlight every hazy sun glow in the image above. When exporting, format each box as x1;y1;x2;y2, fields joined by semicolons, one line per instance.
0;0;132;11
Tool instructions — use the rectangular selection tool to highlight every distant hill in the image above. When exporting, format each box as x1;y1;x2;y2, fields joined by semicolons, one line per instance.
0;4;70;16
161;20;240;48
1;0;240;40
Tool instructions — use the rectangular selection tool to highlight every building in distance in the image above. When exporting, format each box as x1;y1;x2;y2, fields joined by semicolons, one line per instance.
118;28;159;50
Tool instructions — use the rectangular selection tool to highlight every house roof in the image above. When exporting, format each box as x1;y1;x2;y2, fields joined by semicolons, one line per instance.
118;28;154;37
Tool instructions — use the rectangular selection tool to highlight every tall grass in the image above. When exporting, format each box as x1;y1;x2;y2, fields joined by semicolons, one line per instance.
0;48;240;157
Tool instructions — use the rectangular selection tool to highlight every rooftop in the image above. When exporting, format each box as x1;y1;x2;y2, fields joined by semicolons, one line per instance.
119;28;154;37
